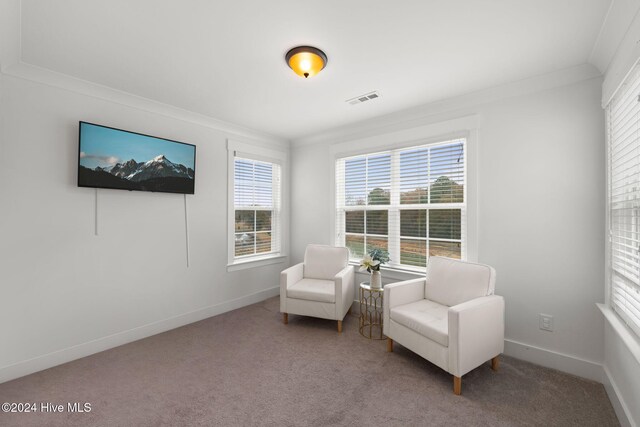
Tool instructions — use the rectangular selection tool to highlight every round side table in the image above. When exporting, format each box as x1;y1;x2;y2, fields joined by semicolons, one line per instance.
359;282;385;340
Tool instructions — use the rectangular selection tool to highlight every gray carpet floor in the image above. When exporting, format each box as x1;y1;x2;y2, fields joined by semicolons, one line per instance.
0;297;619;426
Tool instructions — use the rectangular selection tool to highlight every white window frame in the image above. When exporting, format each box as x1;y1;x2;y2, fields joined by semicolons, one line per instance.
605;62;640;340
330;115;479;280
227;139;287;271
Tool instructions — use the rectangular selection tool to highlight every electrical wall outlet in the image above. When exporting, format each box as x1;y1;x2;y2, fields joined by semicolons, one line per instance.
539;314;554;332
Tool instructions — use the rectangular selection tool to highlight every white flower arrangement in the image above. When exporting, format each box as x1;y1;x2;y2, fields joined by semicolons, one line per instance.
358;248;390;273
359;254;380;273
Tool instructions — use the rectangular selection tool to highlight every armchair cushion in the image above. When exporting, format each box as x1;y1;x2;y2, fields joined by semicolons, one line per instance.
304;244;349;280
426;257;496;307
390;299;449;347
287;278;336;303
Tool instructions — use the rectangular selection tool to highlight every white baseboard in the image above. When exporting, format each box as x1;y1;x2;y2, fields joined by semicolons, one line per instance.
504;339;603;382
602;365;636;427
0;286;280;384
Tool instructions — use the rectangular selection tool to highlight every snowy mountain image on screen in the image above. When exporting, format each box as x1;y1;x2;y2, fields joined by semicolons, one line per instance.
79;154;195;194
97;155;194;181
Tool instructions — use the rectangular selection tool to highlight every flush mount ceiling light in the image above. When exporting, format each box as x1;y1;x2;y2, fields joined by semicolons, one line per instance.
285;46;328;79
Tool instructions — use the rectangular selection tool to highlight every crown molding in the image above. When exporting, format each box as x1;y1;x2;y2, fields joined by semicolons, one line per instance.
292;63;602;148
0;61;290;149
589;0;640;75
601;4;640;106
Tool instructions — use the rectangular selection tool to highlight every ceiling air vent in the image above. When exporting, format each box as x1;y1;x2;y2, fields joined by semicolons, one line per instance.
346;91;381;105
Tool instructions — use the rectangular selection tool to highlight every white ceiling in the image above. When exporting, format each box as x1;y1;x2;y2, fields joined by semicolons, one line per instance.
18;0;611;140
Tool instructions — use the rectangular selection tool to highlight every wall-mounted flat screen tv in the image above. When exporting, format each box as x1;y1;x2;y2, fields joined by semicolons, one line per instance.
78;122;196;194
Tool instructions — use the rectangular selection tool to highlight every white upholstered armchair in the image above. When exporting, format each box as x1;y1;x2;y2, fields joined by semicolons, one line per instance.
280;245;355;332
384;256;504;395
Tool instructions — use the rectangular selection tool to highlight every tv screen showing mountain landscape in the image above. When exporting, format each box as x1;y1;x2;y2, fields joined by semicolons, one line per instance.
78;122;196;194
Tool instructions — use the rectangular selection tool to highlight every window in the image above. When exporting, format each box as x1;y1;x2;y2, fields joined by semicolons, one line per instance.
234;158;280;257
607;64;640;338
228;141;284;268
335;138;466;271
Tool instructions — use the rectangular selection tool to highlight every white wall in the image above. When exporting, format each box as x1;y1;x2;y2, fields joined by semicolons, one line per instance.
0;0;19;69
478;78;605;369
291;74;606;378
0;73;289;383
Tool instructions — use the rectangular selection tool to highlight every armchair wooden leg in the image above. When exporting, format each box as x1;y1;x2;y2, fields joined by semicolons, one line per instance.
453;376;462;395
283;313;288;325
491;355;499;371
387;338;393;352
337;320;343;333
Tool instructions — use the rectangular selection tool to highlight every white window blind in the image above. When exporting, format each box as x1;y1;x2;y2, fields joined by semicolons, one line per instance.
608;64;640;338
335;138;466;271
233;156;281;259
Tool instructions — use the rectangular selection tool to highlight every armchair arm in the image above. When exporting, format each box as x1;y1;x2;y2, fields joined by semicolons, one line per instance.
280;263;304;313
334;265;355;319
384;278;426;309
448;295;505;377
383;278;426;336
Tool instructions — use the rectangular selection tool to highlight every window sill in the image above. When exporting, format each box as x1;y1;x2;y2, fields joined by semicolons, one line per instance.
349;261;425;282
227;255;287;272
598;303;640;366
